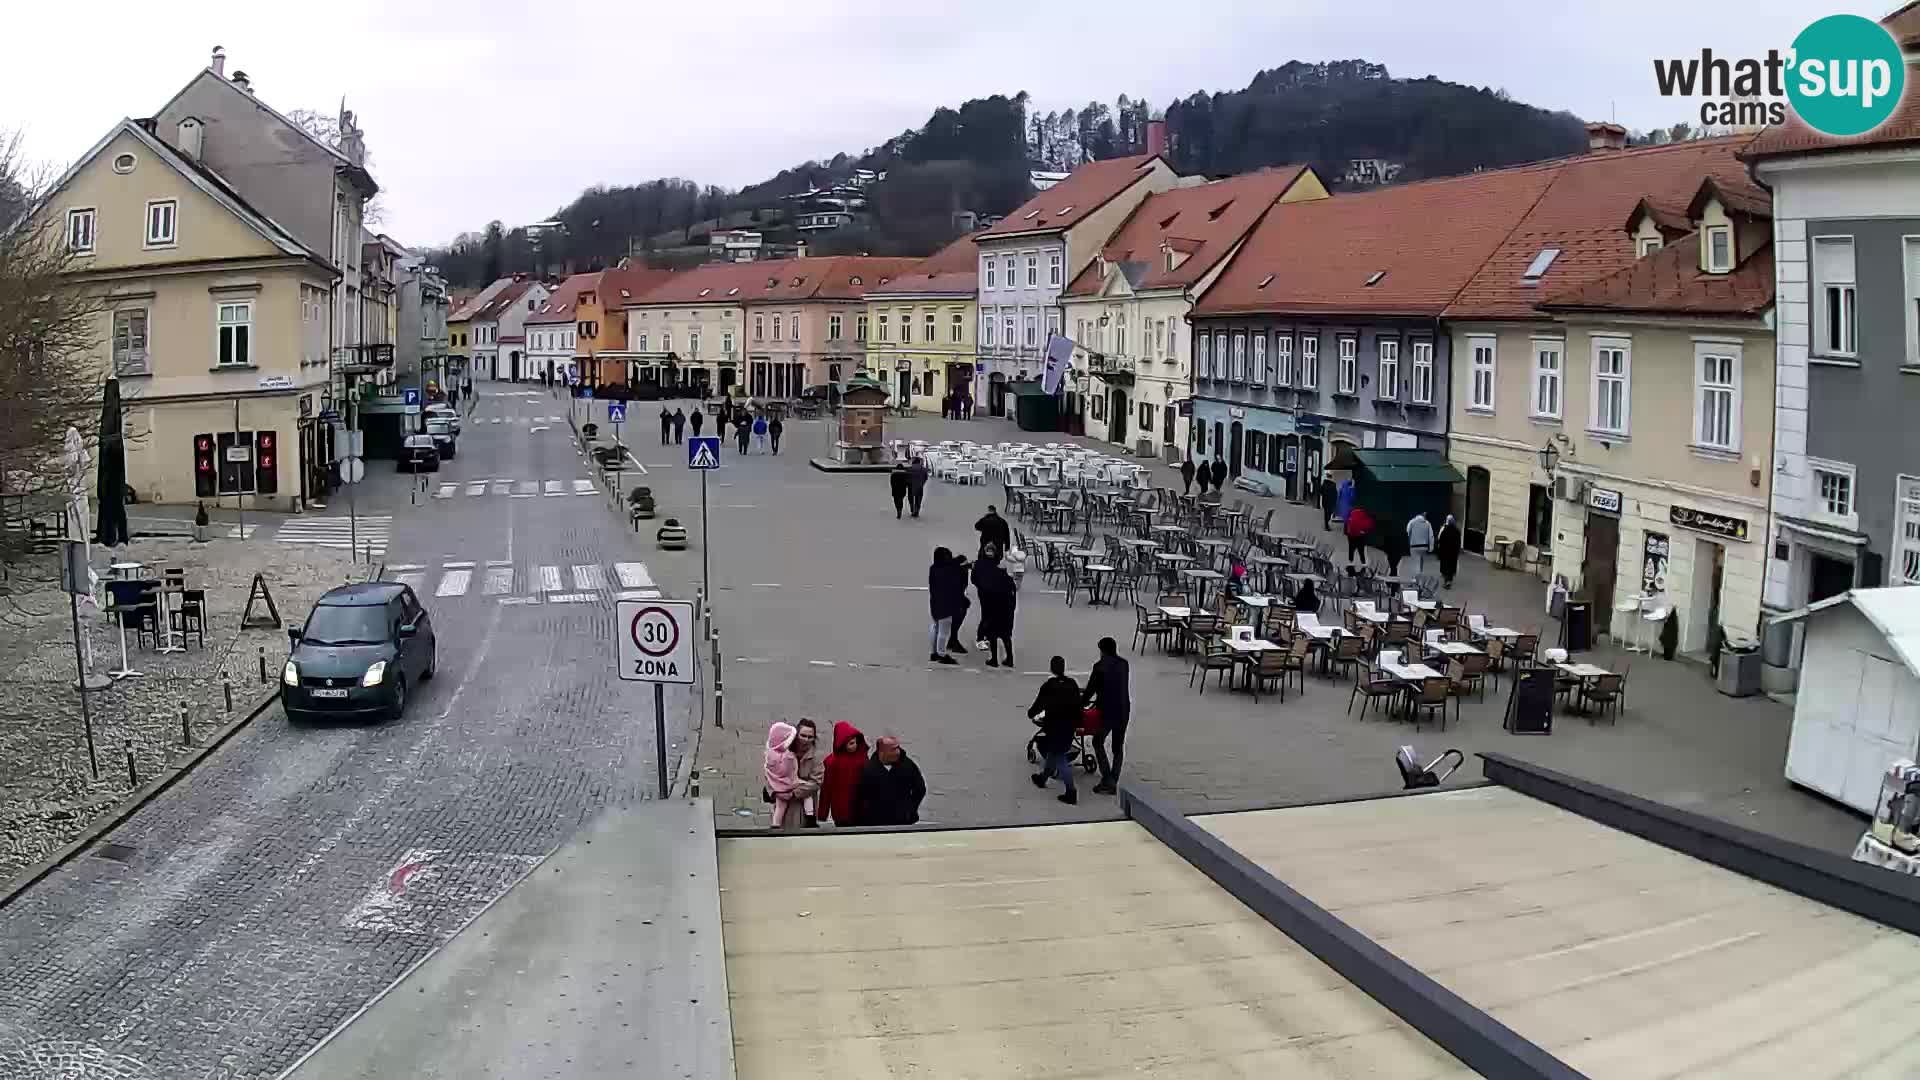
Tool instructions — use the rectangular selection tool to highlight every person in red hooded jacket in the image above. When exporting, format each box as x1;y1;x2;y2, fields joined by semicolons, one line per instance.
819;721;870;826
1344;505;1375;566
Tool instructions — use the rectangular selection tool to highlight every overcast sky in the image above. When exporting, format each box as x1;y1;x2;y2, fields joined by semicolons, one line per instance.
1;0;1876;248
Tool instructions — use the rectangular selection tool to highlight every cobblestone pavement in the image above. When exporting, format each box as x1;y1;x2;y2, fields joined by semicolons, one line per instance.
1;537;365;884
0;385;696;1079
644;414;1860;855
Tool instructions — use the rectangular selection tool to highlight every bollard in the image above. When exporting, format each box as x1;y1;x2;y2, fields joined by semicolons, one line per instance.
125;739;138;788
257;646;267;684
712;632;724;730
180;705;192;747
223;676;233;714
694;587;703;626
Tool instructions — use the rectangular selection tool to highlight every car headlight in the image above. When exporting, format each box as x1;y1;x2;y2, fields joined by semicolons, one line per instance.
362;661;388;687
282;660;299;687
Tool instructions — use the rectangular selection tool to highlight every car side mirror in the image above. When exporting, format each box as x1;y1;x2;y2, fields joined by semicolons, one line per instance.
288;627;303;646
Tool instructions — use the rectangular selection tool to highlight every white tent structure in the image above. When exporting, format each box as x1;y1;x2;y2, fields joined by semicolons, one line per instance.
1773;587;1920;814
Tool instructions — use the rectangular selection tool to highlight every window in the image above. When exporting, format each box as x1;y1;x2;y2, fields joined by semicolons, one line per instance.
877;314;890;342
1003;316;1015;348
1897;477;1920;585
984;258;996;289
1251;333;1267;383
1811;460;1856;527
1591;338;1631;434
662;330;673;354
773;314;784;341
144;199;177;247
982;314;994;347
1521;248;1561;282
112;308;149;375
1638;235;1663;257
1046;309;1060;343
1694;344;1740;451
1048;251;1062;286
828;313;842;340
1377;339;1399;399
1705;226;1732;273
1024;314;1037;348
1274;334;1293;385
1116;320;1128;357
754;314;764;341
925;313;936;342
1214;332;1229;379
1247;430;1267;472
1531;339;1562;419
1410;340;1434;404
900;312;912;344
1197;333;1211;379
1813;237;1856;357
1155;319;1166;357
636;332;648;352
1468;335;1495;410
1003;257;1015;284
1026;255;1038;285
1139;401;1154;432
1336;336;1358;394
950;312;963;343
688;331;701;358
66;208;95;253
1231;332;1246;381
112;152;137;174
217;301;252;367
856;314;868;341
722;330;734;354
1299;335;1319;389
790;313;800;342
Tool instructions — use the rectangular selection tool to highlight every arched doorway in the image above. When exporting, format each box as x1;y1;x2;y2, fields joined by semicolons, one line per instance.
1109;388;1128;445
1465;466;1491;554
1228;422;1244;479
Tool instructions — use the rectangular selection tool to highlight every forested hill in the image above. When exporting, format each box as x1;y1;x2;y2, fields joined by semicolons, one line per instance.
425;60;1587;288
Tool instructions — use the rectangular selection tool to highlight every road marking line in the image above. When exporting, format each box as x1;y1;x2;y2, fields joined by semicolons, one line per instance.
435;570;471;597
387;563;425;572
443;560;476;569
616;589;662;600
498;596;540;606
808;660;836;667
613;562;654;589
571;564;606;591
865;585;929;591
395;572;426;589
543;480;564;497
723;503;757;509
466;482;487;496
515;481;538;495
434;484;456;499
749;582;783;588
530;426;549;433
485;558;512;567
483;567;513;595
536;566;561;592
546;592;595;604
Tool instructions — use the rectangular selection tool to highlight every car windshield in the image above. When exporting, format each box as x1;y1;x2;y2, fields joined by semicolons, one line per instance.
426;421;452;435
301;603;390;646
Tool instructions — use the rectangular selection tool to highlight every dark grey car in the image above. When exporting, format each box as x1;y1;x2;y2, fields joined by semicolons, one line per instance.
282;582;437;722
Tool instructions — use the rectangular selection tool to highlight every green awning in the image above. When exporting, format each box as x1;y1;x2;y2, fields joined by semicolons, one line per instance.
1350;449;1463;485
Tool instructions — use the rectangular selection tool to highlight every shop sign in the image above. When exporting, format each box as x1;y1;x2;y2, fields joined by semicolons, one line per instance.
1227;406;1246;420
895;359;912;371
1642;531;1670;594
258;374;294;391
1587;486;1623;514
299;394;313;418
1670;504;1750;541
1177;399;1193;417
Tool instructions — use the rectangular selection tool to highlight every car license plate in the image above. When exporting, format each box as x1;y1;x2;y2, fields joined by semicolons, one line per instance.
310;688;349;698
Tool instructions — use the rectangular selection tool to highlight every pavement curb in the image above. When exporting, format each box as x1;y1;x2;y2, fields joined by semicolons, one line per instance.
0;687;282;911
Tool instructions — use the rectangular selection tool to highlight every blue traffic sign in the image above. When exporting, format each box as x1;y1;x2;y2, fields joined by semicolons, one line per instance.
688;436;721;470
582;386;594;400
607;403;627;424
402;388;421;406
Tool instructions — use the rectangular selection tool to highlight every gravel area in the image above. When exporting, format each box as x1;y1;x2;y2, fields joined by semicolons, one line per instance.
0;536;369;886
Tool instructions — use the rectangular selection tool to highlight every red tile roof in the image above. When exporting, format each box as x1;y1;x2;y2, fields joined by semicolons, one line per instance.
1443;135;1761;320
526;272;599;325
449;277;517;322
624;256;920;306
602;266;677;306
469;279;536;324
978;154;1167;240
867;233;981;296
1889;0;1920;46
1538;235;1774;318
1194;166;1560;318
1063;166;1313;298
1745;60;1920;159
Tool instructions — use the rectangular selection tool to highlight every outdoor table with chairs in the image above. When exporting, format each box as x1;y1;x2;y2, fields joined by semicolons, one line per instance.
1179;567;1225;609
1082;563;1118;606
1248;555;1291;593
1555;661;1625;720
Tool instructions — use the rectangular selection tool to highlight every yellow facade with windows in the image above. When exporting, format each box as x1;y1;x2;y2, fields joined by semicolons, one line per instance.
863;296;977;413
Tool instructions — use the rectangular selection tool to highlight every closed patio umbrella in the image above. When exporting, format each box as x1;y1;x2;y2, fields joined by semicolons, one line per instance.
94;377;129;548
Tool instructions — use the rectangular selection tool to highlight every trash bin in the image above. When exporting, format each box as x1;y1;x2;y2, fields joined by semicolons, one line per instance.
1760;615;1798;694
1562;601;1592;652
1717;631;1761;697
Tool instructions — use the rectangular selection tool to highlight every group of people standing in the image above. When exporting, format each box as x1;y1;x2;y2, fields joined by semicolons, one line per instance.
1179;456;1231;496
1331;500;1464;588
928;531;1019;667
659;399;783;455
763;719;926;830
941;394;975;421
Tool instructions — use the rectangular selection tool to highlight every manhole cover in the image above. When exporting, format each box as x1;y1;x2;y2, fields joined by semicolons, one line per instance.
92;843;139;863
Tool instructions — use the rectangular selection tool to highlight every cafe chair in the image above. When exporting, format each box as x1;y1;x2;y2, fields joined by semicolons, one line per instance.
1248;649;1292;703
171;588;207;648
1275;635;1312;700
1327;632;1366;683
1133;602;1175;653
1348;663;1401;721
1188;635;1235;694
1409;676;1452;731
1582;672;1626;724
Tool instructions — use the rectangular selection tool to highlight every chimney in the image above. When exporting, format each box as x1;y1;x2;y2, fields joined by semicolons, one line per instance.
210;45;226;77
1145;118;1167;158
178;117;204;162
1585;121;1628;152
231;70;252;94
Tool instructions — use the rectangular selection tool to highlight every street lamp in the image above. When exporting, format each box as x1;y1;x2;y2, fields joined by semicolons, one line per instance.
1538;440;1560;475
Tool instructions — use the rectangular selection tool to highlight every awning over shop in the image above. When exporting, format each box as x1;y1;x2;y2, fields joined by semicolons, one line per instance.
1336;448;1462;528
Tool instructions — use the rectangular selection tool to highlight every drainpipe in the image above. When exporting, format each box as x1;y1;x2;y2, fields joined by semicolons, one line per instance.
1743;156;1784;633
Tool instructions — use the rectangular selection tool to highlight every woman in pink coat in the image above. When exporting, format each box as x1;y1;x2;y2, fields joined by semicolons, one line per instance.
764;721;816;829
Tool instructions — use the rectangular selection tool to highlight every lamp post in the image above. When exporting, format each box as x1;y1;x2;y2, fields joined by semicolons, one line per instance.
1538;440;1560;476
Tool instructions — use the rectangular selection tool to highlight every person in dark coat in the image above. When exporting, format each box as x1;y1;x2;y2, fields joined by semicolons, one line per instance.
1028;655;1082;804
855;735;926;826
659;406;673;445
890;462;911;519
689;409;704;437
1195;456;1211;495
1292;579;1321;614
1318;475;1339;530
1082;637;1131;794
768;415;784;455
1209;457;1228;493
1434;514;1464;589
927;546;970;664
1180;458;1196;495
971;546;1018;667
1379;517;1409;577
671;408;686;444
975;506;1011;557
735;415;751;456
907;457;930;518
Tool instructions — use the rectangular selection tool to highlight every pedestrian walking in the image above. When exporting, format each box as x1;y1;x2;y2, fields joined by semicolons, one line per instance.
1180;457;1196;495
1380;516;1409;577
1083;637;1131;795
752;413;770;454
1195;458;1211;496
690;409;704;437
1407;511;1434;575
1345;505;1374;566
975;505;1011;557
855;736;926;826
961;394;974;420
659;406;673;446
819;721;869;826
928;546;969;664
971;545;1017;667
1435;514;1463;589
890;461;910;519
1319;475;1339;530
1209;456;1228;493
1028;656;1082;805
735;415;751;456
768;415;784;455
762;722;816;830
907;456;929;518
671;407;686;444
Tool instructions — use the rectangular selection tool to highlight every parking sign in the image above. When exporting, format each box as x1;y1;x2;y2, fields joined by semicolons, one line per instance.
402;388;420;406
617;600;694;683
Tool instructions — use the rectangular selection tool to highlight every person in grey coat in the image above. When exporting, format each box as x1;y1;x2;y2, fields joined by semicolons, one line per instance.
907;457;930;518
1407;511;1435;575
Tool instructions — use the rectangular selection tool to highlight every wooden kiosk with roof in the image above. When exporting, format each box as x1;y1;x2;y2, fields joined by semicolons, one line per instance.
810;372;893;472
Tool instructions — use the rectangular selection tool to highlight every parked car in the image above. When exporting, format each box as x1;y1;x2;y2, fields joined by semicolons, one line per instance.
423;402;461;435
424;418;457;460
398;434;440;472
282;582;436;723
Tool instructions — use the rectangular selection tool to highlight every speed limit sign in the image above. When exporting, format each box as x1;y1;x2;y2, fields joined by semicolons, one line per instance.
616;599;694;684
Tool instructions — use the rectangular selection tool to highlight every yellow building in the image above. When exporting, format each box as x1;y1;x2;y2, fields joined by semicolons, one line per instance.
34;118;337;510
864;234;979;413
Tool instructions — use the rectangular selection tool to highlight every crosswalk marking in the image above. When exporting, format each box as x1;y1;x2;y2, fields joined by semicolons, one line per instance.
435;484;456;499
547;592;595;604
466;481;487;496
617;589;662;600
543;480;564;497
572;479;596;496
492;480;511;496
435;569;471;597
483;567;513;595
571;564;606;591
536;566;561;592
499;596;540;606
613;562;654;589
274;514;390;557
444;560;475;569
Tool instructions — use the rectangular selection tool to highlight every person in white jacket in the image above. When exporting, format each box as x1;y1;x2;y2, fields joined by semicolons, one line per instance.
1407;512;1435;575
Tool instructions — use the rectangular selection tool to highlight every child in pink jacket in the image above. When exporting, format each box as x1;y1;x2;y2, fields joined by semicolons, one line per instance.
763;721;815;829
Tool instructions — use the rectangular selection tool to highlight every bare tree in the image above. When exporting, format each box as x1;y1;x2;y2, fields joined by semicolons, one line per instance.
286;108;385;226
0;129;107;569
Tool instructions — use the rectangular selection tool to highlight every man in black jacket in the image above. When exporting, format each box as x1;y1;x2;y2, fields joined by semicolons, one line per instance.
855;735;926;826
1180;457;1196;495
1082;637;1132;795
1028;655;1082;804
890;462;911;519
1209;456;1228;493
907;457;930;518
975;506;1011;557
659;406;672;445
1318;474;1338;530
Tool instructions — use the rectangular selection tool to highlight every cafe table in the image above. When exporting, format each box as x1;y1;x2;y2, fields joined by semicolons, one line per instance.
1556;661;1615;714
1428;640;1485;658
1158;605;1192;653
1083;563;1117;605
1180;567;1225;609
1247;555;1291;593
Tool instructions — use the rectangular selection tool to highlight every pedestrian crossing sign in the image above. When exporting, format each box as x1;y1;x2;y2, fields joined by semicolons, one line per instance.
607;403;626;424
688;436;721;470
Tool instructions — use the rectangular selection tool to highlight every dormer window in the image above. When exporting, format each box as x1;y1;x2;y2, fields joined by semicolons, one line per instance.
1058;205;1074;215
1364;271;1386;287
1637;236;1663;257
1207;201;1233;221
1705;226;1733;273
698;288;711;297
850;275;862;285
790;276;803;287
1521;248;1561;283
767;278;778;288
1258;274;1275;289
1023;209;1040;220
727;287;739;296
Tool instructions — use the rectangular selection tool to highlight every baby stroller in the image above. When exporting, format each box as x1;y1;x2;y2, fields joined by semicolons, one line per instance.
1026;706;1102;773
